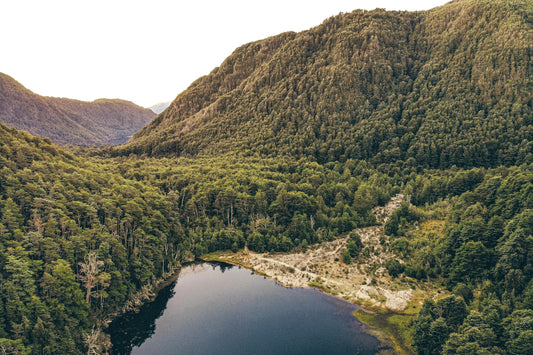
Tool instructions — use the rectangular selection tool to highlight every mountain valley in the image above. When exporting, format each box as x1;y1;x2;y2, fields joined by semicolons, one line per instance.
0;0;531;354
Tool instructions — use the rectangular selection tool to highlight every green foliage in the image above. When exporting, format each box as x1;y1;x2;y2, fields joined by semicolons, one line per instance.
385;259;404;278
384;202;419;237
452;283;473;304
502;309;533;355
0;1;532;354
341;249;351;264
112;155;392;256
443;311;499;355
346;240;361;258
118;0;531;171
0;123;181;352
341;231;363;264
450;241;492;284
410;164;533;354
414;296;468;354
0;122;397;352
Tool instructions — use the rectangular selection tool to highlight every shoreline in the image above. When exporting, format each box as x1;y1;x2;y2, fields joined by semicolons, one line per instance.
109;194;421;353
198;195;428;354
103;262;183;327
201;253;407;354
107;254;414;354
97;262;185;353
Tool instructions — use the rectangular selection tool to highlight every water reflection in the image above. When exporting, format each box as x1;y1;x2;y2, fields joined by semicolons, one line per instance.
108;262;233;354
213;261;233;273
108;262;380;355
108;280;177;355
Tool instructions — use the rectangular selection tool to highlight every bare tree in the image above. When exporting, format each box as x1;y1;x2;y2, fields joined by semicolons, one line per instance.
78;252;109;305
85;326;111;355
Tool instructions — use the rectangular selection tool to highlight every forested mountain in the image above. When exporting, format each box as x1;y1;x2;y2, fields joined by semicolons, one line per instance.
0;0;532;354
121;0;532;169
0;121;397;353
0;123;183;353
0;73;155;146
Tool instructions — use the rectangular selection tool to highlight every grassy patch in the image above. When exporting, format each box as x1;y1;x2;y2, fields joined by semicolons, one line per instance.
354;302;421;355
308;281;339;296
417;220;446;239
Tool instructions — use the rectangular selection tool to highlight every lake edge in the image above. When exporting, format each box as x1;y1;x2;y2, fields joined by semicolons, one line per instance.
200;254;397;353
108;260;386;355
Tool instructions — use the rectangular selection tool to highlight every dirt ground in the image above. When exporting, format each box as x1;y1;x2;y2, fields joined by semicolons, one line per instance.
212;194;421;312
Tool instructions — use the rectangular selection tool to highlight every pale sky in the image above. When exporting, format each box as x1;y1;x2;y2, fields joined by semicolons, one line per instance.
0;0;449;108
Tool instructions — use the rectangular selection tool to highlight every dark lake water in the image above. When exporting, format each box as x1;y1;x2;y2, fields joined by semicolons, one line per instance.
108;262;380;355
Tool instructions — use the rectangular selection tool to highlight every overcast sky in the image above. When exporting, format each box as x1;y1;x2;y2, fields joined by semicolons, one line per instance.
1;0;450;108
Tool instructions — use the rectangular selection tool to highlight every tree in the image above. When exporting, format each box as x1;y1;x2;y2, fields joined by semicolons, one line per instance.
1;198;23;238
385;259;404;278
85;326;111;355
341;249;352;264
347;232;363;257
414;313;436;355
443;311;497;355
450;241;491;284
0;338;29;355
414;296;468;354
452;283;473;303
78;252;110;306
42;259;89;328
503;309;533;355
3;255;36;298
436;296;468;329
507;330;533;355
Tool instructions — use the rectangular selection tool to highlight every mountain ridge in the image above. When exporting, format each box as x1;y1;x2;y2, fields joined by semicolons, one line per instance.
120;0;532;169
0;72;156;146
0;1;532;354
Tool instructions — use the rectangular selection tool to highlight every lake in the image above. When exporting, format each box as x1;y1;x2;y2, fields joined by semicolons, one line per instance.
108;262;380;354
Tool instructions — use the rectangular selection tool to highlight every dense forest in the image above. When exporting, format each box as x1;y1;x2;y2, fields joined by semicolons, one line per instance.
0;0;532;354
0;122;398;353
386;165;533;354
119;0;531;170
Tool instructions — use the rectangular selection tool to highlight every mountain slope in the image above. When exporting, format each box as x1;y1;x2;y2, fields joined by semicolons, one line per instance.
0;73;156;146
121;0;532;169
0;120;397;352
0;122;184;353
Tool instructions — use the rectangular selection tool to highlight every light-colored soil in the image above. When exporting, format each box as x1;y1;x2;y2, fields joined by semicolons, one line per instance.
212;194;419;312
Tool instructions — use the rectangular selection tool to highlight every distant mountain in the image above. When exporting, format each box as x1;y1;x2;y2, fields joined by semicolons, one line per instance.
0;73;156;146
149;102;171;115
121;0;532;169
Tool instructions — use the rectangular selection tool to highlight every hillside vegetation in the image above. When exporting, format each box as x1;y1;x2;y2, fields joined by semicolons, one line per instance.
0;0;532;354
121;0;531;170
0;122;401;353
0;73;155;146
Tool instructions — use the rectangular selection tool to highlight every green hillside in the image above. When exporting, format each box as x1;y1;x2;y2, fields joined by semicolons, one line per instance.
0;0;532;354
121;0;532;169
0;123;182;353
0;122;400;353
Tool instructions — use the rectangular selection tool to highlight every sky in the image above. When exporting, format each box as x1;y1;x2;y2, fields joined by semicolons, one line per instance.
1;0;450;108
